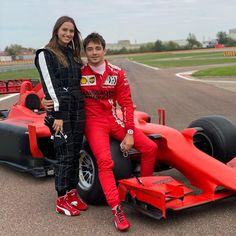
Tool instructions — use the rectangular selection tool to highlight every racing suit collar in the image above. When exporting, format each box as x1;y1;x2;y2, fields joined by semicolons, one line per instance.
89;62;106;75
87;60;110;75
86;60;113;86
58;44;72;53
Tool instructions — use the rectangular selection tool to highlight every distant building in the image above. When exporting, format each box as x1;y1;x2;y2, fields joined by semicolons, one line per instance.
229;28;236;40
0;51;12;62
15;51;35;60
107;40;142;50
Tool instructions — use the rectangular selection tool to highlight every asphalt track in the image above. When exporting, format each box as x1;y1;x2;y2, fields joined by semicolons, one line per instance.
0;60;236;236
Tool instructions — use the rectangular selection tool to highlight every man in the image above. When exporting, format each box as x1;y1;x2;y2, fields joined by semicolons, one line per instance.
43;32;158;231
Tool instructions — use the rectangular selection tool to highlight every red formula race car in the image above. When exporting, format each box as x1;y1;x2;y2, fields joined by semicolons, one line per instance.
0;80;236;219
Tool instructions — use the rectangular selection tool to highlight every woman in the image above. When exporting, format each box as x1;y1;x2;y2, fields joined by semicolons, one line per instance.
35;16;87;216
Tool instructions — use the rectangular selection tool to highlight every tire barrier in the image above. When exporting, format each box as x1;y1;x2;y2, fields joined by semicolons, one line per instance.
0;79;31;94
224;51;236;57
0;60;33;66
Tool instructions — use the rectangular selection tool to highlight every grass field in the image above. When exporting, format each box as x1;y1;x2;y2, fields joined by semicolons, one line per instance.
128;51;236;68
0;68;39;81
1;50;236;80
192;66;236;77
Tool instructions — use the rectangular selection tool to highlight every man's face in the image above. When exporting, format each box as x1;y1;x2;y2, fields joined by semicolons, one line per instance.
85;41;106;66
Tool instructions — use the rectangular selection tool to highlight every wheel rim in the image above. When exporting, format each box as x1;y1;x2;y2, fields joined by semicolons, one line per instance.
193;132;214;156
78;150;95;190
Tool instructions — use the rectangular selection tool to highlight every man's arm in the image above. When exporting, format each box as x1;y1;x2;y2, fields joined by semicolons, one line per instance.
116;70;135;152
116;70;135;132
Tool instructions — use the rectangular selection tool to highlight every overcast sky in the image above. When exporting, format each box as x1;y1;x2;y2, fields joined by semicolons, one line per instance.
0;0;236;50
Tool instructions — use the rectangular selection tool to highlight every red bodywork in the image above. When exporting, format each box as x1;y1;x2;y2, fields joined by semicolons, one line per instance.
1;80;236;217
2;81;50;158
118;111;236;218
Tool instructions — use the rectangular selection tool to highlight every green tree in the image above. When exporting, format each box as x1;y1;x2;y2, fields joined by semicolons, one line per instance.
216;31;228;44
5;44;23;56
4;44;36;57
139;42;155;52
165;41;180;51
154;40;163;51
225;37;236;46
186;33;202;49
119;47;128;54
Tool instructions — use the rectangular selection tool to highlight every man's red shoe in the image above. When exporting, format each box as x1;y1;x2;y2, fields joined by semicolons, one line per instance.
66;189;88;211
112;205;130;231
56;195;80;216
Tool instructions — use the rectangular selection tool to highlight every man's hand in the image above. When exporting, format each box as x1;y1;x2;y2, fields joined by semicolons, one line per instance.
42;98;54;111
53;119;63;134
120;133;134;152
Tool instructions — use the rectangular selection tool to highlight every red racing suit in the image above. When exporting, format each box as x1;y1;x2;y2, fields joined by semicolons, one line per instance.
81;60;157;208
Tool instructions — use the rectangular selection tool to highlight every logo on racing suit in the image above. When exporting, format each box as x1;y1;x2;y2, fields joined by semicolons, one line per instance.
83;90;114;100
104;76;117;86
80;76;96;86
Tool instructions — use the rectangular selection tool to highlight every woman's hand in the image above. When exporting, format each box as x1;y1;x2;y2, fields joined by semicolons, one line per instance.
42;98;54;111
53;119;63;134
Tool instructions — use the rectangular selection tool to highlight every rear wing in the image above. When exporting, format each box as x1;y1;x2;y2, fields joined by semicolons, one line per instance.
0;79;32;94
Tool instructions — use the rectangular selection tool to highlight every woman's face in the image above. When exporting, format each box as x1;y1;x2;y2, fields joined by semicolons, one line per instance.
57;21;75;46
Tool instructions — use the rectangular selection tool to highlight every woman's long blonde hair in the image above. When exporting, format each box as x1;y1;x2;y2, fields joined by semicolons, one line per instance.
46;16;82;67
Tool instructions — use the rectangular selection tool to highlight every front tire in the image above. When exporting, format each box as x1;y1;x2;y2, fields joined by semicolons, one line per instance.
77;138;132;204
188;115;236;163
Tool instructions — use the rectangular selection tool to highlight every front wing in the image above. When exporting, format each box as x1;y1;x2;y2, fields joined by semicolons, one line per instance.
118;173;236;219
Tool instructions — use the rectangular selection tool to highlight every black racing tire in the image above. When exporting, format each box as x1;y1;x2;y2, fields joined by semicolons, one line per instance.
188;115;236;163
77;138;132;204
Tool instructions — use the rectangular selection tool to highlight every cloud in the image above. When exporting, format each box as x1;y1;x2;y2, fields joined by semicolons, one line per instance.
0;0;235;50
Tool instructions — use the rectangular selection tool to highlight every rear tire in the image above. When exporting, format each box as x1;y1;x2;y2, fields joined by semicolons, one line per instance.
77;138;132;204
188;115;236;163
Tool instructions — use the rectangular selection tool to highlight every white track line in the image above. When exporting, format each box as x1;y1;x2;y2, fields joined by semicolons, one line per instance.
130;60;159;70
176;71;236;83
0;93;19;102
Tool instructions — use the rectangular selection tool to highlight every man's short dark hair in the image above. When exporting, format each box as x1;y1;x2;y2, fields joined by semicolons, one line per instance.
83;32;106;50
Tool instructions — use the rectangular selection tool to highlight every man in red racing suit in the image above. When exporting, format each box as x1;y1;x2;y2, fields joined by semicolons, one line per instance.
82;33;158;231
